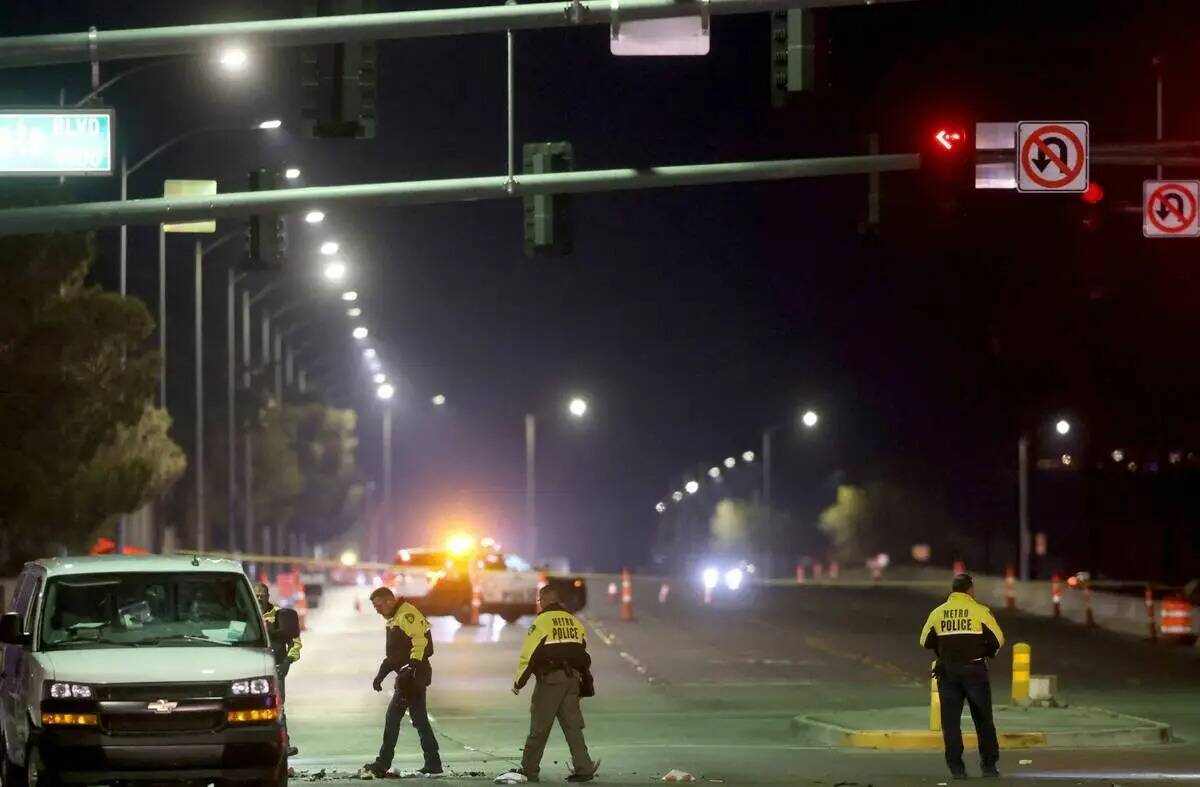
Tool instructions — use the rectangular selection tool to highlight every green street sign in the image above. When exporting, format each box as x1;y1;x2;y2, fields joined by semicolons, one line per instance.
0;108;115;176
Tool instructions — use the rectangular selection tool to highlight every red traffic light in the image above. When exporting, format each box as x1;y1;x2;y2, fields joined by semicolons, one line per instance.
1081;182;1104;204
933;128;965;152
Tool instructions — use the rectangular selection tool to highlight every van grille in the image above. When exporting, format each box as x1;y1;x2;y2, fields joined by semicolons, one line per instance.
94;683;226;702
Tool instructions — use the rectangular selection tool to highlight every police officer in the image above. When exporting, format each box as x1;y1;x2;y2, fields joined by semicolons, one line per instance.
919;573;1005;780
494;586;599;785
362;587;444;779
256;582;301;757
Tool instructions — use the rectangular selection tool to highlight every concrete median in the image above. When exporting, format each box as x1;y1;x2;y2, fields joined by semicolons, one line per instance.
791;705;1172;751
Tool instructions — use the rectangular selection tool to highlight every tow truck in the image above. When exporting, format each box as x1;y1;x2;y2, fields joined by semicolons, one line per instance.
389;540;586;624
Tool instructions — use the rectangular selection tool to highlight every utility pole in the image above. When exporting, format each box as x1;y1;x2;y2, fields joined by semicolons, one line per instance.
241;289;255;560
382;406;393;563
1018;434;1030;581
525;413;536;560
194;240;206;552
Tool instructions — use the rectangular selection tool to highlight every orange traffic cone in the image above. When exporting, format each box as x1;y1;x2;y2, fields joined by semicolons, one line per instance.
620;568;634;621
469;587;482;626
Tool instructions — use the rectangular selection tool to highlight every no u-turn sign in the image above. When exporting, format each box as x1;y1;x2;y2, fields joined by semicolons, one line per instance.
1017;121;1089;193
1144;181;1200;238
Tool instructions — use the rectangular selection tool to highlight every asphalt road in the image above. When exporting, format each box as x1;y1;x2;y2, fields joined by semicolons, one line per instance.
285;578;1200;786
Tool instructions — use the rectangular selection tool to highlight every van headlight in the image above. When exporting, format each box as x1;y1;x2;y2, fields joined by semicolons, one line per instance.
230;677;273;696
47;682;93;699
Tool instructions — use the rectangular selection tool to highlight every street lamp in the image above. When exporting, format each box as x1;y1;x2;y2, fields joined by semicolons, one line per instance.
655;502;666;514
376;384;395;564
432;394;447;406
742;450;756;463
353;326;369;340
258;119;283;129
373;373;387;384
568;397;589;418
320;241;340;255
363;348;377;360
672;491;684;502
341;291;358;302
802;410;820;428
525;394;591;560
322;261;347;282
218;47;249;72
377;383;395;401
1018;418;1076;581
284;167;301;180
723;457;736;469
707;466;721;479
347;307;362;317
304;210;325;224
685;480;700;495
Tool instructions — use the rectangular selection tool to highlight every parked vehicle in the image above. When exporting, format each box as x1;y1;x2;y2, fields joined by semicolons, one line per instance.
0;555;297;787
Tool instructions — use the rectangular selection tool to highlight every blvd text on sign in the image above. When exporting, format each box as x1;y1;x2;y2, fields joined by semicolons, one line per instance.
1016;121;1088;193
0;109;114;176
1143;180;1200;238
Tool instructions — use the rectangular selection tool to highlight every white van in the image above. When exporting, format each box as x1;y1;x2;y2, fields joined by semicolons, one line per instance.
0;555;297;787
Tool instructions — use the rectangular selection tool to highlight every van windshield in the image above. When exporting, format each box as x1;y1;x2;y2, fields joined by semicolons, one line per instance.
39;572;267;651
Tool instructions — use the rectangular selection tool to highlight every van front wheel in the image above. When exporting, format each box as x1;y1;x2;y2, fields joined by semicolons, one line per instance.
20;746;54;787
0;729;26;787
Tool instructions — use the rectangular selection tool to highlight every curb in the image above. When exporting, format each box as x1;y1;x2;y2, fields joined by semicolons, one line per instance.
790;706;1172;751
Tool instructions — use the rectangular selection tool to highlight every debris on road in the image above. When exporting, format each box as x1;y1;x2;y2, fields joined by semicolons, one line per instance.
1019;759;1033;765
662;769;696;782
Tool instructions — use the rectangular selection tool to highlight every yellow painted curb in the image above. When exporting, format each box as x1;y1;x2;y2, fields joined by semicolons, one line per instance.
844;730;1047;751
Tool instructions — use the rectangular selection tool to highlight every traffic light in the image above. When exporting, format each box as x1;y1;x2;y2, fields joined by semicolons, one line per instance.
769;8;831;108
244;169;288;271
523;142;574;257
920;122;972;211
301;0;378;139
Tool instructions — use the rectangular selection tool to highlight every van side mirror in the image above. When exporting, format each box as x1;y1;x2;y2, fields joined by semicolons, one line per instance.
272;608;300;641
0;612;29;646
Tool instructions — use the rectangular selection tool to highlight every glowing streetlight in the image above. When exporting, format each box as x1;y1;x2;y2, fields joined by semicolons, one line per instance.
376;383;395;401
671;491;684;502
304;210;325;224
320;241;340;256
432;394;447;406
707;466;721;479
373;373;387;385
218;47;248;72
685;480;700;495
257;119;282;130
284;167;301;180
568;397;589;418
347;307;362;318
1055;419;1071;436
322;261;347;282
723;457;736;469
353;326;369;340
801;409;819;428
655;502;666;514
742;450;756;463
341;290;358;302
363;348;377;360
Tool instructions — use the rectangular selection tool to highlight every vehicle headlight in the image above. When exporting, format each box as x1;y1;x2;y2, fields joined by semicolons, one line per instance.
702;567;720;590
724;568;744;591
231;677;273;696
48;682;93;699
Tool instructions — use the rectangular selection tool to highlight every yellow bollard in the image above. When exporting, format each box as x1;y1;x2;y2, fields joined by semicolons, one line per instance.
930;661;941;732
1012;642;1031;705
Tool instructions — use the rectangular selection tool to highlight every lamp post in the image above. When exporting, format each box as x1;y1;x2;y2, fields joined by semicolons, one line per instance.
377;383;396;563
1018;418;1073;581
525;396;589;561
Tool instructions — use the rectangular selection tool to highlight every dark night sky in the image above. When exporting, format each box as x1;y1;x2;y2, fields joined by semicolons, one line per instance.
6;1;1200;576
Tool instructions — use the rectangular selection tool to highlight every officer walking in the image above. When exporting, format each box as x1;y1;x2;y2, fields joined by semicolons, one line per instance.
362;586;444;779
494;585;600;785
256;582;302;757
919;573;1006;780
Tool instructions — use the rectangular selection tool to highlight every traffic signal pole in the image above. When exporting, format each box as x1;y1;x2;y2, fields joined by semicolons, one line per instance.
0;0;914;68
0;153;920;235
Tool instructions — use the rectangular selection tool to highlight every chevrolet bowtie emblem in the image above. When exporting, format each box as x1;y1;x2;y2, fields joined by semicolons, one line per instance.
147;699;179;713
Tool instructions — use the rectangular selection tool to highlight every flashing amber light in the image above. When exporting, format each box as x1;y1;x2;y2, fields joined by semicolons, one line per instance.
42;713;97;726
1067;575;1080;589
447;533;475;555
227;709;279;724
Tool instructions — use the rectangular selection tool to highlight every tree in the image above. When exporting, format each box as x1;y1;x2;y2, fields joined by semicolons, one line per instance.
0;232;185;568
289;403;365;544
709;498;781;552
818;481;956;565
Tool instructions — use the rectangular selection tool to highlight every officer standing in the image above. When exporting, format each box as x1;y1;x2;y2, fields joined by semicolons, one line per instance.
494;586;600;785
362;587;443;779
256;582;301;757
919;573;1006;780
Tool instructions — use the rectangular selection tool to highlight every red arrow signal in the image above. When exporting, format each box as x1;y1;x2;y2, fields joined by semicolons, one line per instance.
934;128;964;151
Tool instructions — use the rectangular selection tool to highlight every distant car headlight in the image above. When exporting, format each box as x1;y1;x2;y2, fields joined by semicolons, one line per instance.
47;682;93;699
702;567;720;590
231;677;273;696
724;568;744;591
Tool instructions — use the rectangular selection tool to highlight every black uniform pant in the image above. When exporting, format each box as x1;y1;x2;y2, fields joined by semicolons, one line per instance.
937;661;998;772
377;678;441;771
276;661;291;747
